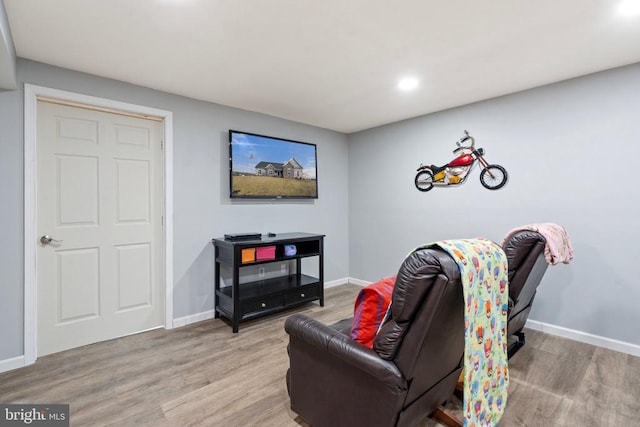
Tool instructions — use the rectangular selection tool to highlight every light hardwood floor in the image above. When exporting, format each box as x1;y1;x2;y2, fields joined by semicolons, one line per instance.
1;284;639;426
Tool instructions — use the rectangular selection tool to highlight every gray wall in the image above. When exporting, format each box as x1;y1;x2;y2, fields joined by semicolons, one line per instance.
0;70;22;358
3;57;639;362
0;59;349;361
348;62;640;346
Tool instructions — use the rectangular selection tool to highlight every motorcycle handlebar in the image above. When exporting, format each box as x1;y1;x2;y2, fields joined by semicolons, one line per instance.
455;134;475;150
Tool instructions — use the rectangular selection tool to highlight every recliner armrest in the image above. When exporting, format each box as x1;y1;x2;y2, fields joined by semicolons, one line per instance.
285;313;406;388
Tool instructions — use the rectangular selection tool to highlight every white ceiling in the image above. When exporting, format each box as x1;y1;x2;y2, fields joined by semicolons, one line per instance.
5;0;640;133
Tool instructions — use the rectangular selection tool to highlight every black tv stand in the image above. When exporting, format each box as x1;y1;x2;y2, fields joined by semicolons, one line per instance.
212;232;325;332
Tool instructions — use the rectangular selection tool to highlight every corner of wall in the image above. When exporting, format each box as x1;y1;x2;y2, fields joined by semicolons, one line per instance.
0;1;18;90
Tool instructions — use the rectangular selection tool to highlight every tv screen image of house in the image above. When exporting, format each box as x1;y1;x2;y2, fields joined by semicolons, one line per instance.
229;130;318;199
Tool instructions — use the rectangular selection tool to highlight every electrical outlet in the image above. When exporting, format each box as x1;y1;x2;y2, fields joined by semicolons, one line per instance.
258;267;265;277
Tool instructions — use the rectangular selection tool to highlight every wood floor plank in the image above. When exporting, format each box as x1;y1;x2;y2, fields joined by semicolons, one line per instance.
1;284;638;426
617;352;640;421
501;378;574;426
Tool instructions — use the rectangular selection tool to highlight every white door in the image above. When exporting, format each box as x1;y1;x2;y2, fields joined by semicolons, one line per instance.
36;101;164;356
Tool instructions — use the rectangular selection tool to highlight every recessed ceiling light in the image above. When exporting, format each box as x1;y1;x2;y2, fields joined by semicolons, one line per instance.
618;0;640;16
398;77;419;91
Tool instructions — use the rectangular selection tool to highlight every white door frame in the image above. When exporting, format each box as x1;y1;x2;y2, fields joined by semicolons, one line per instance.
24;84;174;365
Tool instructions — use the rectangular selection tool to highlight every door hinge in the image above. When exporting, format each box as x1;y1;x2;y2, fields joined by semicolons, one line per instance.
160;139;164;150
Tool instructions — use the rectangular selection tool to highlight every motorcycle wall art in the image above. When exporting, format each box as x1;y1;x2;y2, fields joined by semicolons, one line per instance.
414;130;508;192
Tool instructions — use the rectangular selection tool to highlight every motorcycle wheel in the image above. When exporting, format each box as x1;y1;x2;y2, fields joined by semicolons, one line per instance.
480;165;508;190
415;170;434;192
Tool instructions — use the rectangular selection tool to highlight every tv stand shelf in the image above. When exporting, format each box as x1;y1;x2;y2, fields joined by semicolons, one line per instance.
212;232;325;332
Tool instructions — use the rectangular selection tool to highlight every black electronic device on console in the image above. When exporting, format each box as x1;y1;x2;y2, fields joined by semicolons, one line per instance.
224;233;262;241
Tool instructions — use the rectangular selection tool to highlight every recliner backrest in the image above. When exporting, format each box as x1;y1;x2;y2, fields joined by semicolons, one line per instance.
373;246;465;405
502;230;548;334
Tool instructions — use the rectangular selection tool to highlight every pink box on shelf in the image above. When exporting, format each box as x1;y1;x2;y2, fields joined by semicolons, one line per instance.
256;245;276;261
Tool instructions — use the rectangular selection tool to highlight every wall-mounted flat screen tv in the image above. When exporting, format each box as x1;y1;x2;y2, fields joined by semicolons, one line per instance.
229;130;318;199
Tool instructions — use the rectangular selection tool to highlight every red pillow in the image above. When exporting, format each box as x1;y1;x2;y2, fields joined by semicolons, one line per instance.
350;276;396;348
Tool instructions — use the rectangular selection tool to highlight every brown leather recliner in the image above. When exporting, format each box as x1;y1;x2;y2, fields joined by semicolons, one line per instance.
285;245;465;427
502;229;549;358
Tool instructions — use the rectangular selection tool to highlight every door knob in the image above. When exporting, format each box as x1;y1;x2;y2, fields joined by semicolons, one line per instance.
40;235;62;245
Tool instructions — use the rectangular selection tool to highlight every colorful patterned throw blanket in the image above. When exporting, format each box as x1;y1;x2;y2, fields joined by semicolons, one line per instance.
433;238;509;427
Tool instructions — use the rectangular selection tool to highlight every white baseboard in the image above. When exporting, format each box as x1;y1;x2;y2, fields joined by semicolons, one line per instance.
172;309;216;328
326;277;372;288
525;320;640;357
0;356;25;373
347;277;371;287
325;277;350;288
